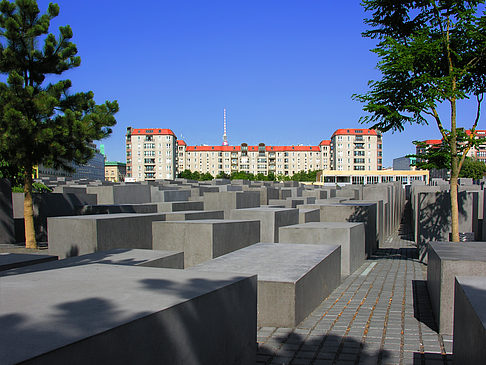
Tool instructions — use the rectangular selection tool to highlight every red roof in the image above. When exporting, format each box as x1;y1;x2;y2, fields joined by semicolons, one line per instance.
331;128;378;138
424;139;442;145
319;140;331;146
186;146;241;152
177;140;187;146
185;145;320;152
131;128;176;136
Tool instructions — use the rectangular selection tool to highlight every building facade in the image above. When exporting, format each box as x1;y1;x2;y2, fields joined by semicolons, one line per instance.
330;129;383;171
37;143;105;180
125;127;381;180
125;127;177;181
104;161;126;182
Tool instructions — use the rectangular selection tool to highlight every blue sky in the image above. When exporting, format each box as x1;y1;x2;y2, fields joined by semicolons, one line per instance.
36;0;483;167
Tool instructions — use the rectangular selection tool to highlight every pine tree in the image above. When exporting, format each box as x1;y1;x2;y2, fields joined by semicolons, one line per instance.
0;0;118;248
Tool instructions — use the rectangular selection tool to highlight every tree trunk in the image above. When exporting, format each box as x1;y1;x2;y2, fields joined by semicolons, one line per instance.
450;96;459;242
24;165;37;249
450;174;459;242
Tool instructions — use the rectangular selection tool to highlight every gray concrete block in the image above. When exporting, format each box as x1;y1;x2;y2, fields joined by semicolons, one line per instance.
279;222;365;276
1;249;183;276
87;184;151;205
203;191;260;218
229;207;299;242
0;179;15;244
79;203;158;215
48;213;167;259
0;253;57;272
0;264;256;365
189;243;341;327
151;187;191;202
427;242;486;335
298;208;320;224
152;219;261;268
417;191;479;244
453;276;486;365
301;202;377;257
163;210;224;221
155;201;204;212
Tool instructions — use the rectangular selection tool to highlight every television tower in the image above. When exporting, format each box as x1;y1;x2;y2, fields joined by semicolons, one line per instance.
222;108;229;146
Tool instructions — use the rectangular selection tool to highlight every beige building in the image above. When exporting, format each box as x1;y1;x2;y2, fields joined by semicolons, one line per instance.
331;129;383;171
104;161;126;182
125;127;177;181
126;127;381;180
176;141;333;177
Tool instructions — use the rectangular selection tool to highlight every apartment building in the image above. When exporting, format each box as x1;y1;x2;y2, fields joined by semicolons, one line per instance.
126;127;380;180
104;161;126;182
331;129;382;171
125;127;177;181
416;130;486;164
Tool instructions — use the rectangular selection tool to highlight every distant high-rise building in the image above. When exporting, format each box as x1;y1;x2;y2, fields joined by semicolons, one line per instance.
125;127;177;181
330;129;382;171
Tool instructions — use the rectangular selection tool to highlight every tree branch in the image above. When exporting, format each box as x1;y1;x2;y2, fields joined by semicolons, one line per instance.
431;106;449;143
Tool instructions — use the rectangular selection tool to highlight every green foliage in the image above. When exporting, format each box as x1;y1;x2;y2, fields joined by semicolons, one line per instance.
290;170;319;182
408;141;451;170
0;0;118;177
12;182;51;193
230;171;256;181
178;169;213;181
459;158;486;180
216;171;230;179
353;1;486;134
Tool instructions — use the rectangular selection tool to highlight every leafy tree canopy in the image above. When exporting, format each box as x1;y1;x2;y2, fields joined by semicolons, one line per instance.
459;157;486;179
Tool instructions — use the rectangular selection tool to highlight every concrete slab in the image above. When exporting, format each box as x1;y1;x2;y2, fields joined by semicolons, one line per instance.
279;222;365;276
152;219;260;268
0;264;256;365
453;276;486;365
163;210;224;221
427;242;486;335
229;207;299;242
189;243;341;327
154;201;204;212
0;253;57;272
48;213;167;259
203;191;260;218
298;208;320;224
1;249;184;276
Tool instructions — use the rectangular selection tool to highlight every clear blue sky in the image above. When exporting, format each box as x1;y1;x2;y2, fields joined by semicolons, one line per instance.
36;0;483;167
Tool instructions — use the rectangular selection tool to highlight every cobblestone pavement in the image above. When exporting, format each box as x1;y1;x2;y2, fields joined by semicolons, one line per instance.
256;227;452;365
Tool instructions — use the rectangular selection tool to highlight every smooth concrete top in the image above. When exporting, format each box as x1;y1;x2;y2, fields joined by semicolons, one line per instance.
235;207;297;213
0;264;254;365
0;253;57;272
282;222;363;230
50;212;166;220
189;243;339;283
0;249;181;276
429;242;486;261
154;219;259;225
455;276;486;326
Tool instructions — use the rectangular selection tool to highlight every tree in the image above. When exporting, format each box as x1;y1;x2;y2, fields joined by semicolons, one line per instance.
353;0;486;242
216;171;230;179
459;158;486;179
0;0;118;249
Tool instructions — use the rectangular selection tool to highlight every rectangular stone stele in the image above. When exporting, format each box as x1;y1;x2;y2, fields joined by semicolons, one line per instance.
189;243;341;327
163;210;224;221
279;222;365;276
153;219;261;268
0;253;57;272
229;207;299;243
0;264;256;365
298;208;320;224
453;276;486;365
427;242;486;335
48;213;167;259
1;249;184;276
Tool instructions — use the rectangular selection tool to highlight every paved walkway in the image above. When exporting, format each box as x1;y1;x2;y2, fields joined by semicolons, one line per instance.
256;226;452;365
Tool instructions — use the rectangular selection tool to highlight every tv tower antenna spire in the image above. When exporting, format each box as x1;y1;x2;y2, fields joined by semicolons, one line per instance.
222;108;229;146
